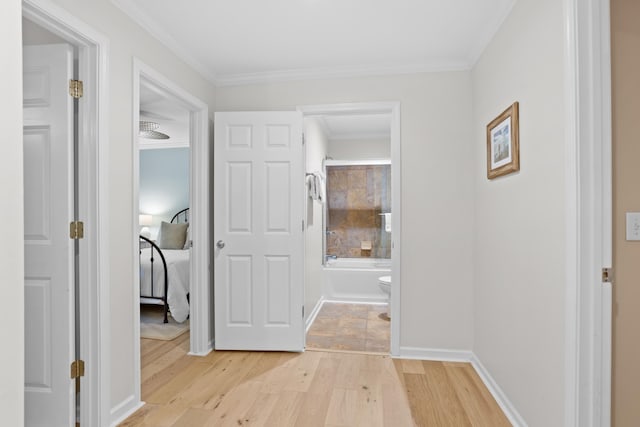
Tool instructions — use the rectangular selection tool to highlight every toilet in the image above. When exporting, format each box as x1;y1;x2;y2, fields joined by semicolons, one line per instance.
378;275;391;296
378;276;392;321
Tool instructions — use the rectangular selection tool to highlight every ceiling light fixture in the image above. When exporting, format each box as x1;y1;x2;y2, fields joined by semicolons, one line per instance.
139;121;170;139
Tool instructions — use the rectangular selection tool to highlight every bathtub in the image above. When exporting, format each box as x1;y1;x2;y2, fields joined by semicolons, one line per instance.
323;258;391;303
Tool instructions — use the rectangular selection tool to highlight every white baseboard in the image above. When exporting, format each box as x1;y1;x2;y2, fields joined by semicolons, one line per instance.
397;347;527;426
305;297;325;333
188;340;213;357
110;395;143;427
470;354;527;427
398;346;474;362
323;297;389;305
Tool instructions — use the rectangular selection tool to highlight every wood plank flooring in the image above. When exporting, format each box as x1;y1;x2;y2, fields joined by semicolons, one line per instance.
120;336;511;427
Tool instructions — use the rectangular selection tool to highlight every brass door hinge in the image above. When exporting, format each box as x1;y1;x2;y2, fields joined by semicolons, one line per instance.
70;221;84;239
602;268;613;283
69;80;83;99
70;359;85;379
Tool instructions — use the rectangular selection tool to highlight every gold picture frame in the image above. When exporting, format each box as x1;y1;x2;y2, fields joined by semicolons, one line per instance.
486;102;520;179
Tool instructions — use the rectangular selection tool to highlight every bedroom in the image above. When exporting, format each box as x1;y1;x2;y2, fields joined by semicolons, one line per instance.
137;82;193;392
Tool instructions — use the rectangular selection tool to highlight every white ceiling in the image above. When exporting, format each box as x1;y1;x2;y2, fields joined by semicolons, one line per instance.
139;83;190;148
315;113;391;141
112;0;516;86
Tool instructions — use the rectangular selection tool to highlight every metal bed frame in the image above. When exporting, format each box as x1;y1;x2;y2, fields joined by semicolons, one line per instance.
139;208;189;323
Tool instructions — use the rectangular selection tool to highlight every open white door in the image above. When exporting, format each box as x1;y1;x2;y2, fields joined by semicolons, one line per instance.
23;44;75;426
214;112;304;351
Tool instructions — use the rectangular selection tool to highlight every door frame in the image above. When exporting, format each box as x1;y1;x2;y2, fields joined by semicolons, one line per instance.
564;0;613;425
131;58;211;401
22;0;111;425
298;102;402;356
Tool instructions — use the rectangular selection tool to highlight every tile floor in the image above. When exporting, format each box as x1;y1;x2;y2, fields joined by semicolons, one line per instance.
306;302;390;353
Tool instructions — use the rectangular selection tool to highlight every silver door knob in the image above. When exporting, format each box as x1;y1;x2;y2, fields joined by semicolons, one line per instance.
216;240;225;249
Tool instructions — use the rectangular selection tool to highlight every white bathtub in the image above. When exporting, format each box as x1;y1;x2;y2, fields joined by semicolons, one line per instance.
323;258;391;302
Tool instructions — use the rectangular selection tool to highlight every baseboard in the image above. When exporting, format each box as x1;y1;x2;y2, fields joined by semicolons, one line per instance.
397;347;527;426
470;354;528;427
110;395;143;427
305;297;325;333
398;346;474;362
188;338;213;356
323;298;389;305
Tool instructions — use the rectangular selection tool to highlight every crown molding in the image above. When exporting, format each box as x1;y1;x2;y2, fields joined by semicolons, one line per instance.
214;60;471;87
138;139;189;150
111;0;515;88
110;0;218;86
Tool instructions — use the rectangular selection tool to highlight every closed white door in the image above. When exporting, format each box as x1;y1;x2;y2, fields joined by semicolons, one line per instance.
214;112;304;351
23;44;75;426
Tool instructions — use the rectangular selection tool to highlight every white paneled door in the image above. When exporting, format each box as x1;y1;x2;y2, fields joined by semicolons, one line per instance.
23;44;75;426
214;112;304;351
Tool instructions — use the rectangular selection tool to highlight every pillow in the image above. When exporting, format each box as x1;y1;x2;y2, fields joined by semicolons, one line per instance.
183;225;191;250
157;221;188;249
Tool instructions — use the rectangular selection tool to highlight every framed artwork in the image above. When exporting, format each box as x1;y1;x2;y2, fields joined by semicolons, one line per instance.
486;102;519;179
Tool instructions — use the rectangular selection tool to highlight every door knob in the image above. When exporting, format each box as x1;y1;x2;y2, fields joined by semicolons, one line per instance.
216;240;225;249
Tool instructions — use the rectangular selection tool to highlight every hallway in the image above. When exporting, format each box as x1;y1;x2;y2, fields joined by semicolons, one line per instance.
121;337;510;426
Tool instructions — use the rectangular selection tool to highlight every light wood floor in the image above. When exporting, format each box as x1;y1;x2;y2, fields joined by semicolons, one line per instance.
120;335;511;427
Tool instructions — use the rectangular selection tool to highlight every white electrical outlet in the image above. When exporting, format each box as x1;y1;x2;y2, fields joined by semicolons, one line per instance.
626;212;640;240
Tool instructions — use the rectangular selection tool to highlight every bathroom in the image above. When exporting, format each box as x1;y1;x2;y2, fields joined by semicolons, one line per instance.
303;110;394;354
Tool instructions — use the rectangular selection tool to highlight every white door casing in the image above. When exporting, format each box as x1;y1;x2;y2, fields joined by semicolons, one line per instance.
564;0;613;425
214;111;305;351
23;44;75;427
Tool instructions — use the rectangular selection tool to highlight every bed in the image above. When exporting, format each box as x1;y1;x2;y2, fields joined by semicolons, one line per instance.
139;208;190;323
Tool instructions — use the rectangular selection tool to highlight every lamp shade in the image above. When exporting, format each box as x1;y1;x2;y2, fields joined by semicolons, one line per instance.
139;214;153;226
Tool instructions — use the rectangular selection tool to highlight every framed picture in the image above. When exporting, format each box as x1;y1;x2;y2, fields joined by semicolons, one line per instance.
486;102;519;179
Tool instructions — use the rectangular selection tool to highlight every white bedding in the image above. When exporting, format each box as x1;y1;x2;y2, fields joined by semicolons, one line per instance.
140;247;190;322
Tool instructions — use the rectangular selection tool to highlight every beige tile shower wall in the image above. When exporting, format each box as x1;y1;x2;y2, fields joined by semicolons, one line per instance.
326;165;391;258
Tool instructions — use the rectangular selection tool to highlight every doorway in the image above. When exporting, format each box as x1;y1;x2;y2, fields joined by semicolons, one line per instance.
21;1;110;425
300;102;401;356
132;59;211;405
22;22;78;427
136;82;192;398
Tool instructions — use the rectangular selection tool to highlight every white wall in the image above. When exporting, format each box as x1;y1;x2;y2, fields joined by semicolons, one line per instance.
303;118;328;322
328;138;390;160
40;0;217;419
217;71;476;351
471;0;566;424
0;2;24;425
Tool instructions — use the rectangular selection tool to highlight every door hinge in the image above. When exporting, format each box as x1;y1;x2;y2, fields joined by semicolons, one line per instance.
70;359;85;379
602;268;613;283
70;221;84;239
302;306;305;318
69;79;83;99
302;219;305;231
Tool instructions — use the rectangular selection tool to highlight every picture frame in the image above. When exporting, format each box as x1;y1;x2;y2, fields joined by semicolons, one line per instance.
486;102;519;179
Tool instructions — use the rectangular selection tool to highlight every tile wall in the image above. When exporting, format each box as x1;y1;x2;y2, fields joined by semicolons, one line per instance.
326;164;391;258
